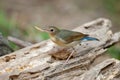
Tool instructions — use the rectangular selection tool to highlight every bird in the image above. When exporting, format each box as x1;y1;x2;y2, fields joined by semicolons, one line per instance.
34;26;99;46
34;26;99;64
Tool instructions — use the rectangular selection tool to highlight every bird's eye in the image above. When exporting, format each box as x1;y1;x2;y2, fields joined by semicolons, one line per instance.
50;28;54;32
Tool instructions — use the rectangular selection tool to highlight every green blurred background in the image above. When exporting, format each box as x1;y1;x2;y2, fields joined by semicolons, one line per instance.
0;0;120;58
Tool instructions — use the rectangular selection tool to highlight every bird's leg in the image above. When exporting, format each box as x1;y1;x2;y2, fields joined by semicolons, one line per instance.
62;47;76;67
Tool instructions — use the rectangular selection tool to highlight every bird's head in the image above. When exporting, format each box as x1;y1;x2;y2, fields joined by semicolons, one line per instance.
34;26;60;35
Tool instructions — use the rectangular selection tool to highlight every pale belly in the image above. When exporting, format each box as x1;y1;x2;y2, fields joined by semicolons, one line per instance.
51;37;79;47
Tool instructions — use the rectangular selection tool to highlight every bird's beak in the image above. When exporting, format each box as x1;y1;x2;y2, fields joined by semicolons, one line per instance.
34;26;46;32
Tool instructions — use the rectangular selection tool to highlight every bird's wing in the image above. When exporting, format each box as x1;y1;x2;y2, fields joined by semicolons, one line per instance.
57;30;88;44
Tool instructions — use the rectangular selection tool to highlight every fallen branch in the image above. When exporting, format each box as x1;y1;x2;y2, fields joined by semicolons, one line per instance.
8;36;32;48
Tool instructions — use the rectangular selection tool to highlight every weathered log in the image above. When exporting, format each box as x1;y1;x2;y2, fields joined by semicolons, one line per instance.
0;18;120;80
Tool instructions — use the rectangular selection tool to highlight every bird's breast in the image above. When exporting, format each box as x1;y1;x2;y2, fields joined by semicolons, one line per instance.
51;37;67;46
49;35;67;46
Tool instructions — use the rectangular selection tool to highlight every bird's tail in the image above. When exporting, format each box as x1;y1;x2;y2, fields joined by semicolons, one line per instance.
81;36;99;41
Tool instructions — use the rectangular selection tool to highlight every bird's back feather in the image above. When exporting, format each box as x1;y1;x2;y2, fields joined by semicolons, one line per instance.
56;30;87;44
